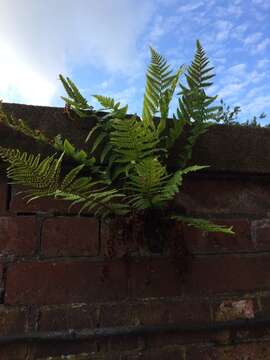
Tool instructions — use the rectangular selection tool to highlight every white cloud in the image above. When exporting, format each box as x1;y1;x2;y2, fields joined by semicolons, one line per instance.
218;83;246;98
227;4;243;16
242;94;270;115
257;59;270;69
177;2;203;12
0;40;55;105
252;0;270;8
228;63;246;75
0;0;154;105
215;20;233;42
244;32;263;45
231;24;248;40
256;38;270;52
148;16;166;43
245;86;267;99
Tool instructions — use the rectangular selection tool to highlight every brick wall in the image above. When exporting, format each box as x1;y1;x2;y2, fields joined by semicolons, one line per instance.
1;103;270;359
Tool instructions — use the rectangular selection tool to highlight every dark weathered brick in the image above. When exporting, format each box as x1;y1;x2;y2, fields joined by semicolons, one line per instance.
0;344;29;360
5;260;127;305
42;217;99;257
186;342;270;360
251;219;270;251
0;216;37;256
0;305;28;335
130;258;183;299
184;254;270;295
100;217;144;258
100;299;210;327
31;340;97;359
39;303;98;331
0;177;8;213
36;354;124;360
98;336;144;354
130;254;270;298
175;177;270;216
127;346;185;360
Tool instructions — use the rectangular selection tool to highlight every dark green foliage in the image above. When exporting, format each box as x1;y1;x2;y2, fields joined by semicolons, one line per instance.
216;99;268;127
215;99;241;125
0;41;233;234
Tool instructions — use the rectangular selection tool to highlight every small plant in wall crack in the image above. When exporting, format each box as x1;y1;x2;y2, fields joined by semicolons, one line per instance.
0;40;233;256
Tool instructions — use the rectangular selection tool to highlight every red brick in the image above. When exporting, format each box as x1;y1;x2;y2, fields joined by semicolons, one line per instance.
184;254;270;295
183;219;253;254
0;305;28;335
234;326;270;344
130;255;270;298
36;353;125;360
251;219;270;251
130;258;184;298
98;336;144;353
42;217;99;257
175;177;270;216
0;216;37;256
39;303;98;331
31;340;97;359
127;346;185;360
100;300;210;327
186;342;270;360
147;331;210;349
100;217;144;258
35;353;123;360
5;260;127;305
0;177;8;213
257;295;270;322
0;344;29;360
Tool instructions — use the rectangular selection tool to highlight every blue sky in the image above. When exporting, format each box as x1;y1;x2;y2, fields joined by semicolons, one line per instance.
0;0;269;123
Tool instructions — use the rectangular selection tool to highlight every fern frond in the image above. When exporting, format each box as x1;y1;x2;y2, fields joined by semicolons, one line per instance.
158;65;186;134
0;147;62;198
172;215;234;234
84;94;129;166
55;187;130;219
178;40;218;124
126;157;168;210
169;41;219;164
110;117;161;168
0;146;130;218
142;47;178;128
93;95;128;119
59;74;93;117
153;165;208;205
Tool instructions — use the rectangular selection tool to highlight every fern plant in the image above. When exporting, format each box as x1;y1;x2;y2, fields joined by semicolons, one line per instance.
0;41;233;254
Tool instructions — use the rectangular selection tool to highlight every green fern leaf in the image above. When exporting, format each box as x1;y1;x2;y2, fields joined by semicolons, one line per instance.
0;147;61;198
172;215;234;234
142;47;174;128
110;117;161;166
126;157;168;210
154;165;208;205
59;74;92;116
93;94;128;119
